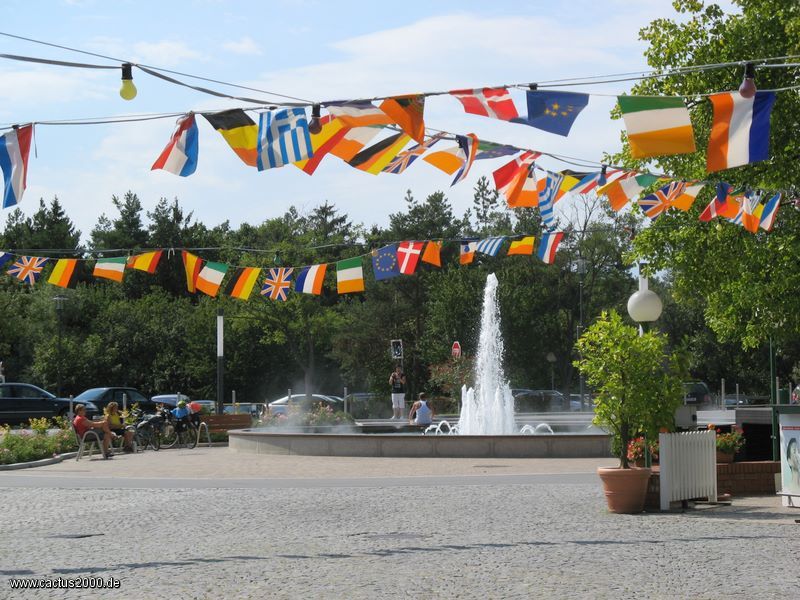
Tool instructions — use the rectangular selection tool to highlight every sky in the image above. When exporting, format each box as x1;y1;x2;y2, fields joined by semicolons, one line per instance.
0;0;740;244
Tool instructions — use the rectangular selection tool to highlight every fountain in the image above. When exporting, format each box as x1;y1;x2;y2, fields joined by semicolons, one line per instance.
458;273;516;435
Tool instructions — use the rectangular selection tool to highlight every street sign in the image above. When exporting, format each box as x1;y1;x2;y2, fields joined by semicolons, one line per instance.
451;341;461;358
390;339;403;359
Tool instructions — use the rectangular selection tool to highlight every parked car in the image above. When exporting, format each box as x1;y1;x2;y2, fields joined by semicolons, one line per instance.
267;394;343;415
73;387;158;413
723;396;751;409
683;382;712;405
511;389;568;412
151;394;191;408
0;382;99;425
223;403;266;417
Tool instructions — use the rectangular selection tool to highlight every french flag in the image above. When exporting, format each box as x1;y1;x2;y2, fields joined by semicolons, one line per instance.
759;192;781;232
707;91;776;172
0;124;33;209
151;113;199;177
537;231;564;265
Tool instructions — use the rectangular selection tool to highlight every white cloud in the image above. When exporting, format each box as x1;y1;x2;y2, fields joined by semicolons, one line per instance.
132;41;204;67
221;37;262;56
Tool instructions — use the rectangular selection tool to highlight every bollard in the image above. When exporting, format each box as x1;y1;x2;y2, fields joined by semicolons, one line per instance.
344;386;348;415
69;395;74;421
122;392;127;414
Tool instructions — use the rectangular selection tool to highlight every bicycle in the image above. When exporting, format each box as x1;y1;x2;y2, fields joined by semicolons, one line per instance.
133;409;163;451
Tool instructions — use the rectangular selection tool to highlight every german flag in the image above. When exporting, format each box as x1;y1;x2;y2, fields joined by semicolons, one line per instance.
127;251;163;274
182;251;203;293
507;236;535;256
47;258;78;288
379;95;425;142
225;267;261;300
203;109;258;167
347;132;410;175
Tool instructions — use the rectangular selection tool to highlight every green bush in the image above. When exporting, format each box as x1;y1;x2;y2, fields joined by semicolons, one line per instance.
0;422;78;465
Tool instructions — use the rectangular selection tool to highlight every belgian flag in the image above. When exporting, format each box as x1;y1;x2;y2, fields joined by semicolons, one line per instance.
203;109;258;167
47;258;78;289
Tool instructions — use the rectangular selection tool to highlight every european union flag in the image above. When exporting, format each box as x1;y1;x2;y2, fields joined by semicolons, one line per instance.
371;244;400;281
513;90;589;137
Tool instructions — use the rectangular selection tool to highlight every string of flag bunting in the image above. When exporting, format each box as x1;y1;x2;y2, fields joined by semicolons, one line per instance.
0;232;566;299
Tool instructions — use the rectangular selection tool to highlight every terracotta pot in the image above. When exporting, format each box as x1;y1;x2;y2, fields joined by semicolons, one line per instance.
597;466;652;514
716;450;734;463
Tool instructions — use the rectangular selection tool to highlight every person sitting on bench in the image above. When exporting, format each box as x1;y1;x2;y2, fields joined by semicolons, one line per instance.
104;401;135;452
73;404;114;459
408;392;433;426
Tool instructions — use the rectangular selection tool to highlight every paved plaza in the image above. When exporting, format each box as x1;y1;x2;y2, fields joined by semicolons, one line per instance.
0;448;798;599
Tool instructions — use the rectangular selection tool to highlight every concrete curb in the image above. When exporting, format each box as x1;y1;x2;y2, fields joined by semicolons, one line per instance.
0;451;78;471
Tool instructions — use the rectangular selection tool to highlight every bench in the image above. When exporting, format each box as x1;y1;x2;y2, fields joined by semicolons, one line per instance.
196;414;253;447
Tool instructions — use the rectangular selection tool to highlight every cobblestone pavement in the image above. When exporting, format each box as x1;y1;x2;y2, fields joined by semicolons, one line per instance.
0;449;798;599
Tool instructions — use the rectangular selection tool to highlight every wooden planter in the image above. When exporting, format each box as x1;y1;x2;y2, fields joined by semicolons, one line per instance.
597;466;652;514
716;450;735;464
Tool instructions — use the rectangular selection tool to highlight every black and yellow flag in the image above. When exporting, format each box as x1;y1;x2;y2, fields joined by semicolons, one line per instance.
203;109;258;167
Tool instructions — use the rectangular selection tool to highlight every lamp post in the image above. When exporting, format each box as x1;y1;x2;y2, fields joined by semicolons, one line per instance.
216;308;224;416
627;263;663;467
53;295;67;397
546;352;556;391
574;258;587;410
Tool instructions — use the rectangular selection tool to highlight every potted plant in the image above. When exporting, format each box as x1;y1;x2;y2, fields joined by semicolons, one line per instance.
575;311;687;513
711;425;745;463
626;436;660;467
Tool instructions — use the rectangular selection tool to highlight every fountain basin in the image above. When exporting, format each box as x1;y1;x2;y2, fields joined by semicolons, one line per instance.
229;429;612;458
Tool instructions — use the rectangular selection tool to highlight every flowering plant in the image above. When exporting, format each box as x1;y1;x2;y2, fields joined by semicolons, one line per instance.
626;436;659;462
711;425;745;454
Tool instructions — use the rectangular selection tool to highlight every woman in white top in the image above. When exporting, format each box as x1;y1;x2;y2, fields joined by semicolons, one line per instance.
408;392;433;426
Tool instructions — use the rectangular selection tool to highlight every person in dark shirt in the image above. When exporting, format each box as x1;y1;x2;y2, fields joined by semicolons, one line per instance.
389;366;406;420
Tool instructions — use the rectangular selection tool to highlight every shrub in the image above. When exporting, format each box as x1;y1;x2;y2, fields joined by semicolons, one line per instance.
28;417;51;435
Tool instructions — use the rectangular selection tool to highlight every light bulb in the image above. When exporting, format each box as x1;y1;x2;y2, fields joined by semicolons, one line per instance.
738;63;756;99
119;63;137;101
598;165;608;186
308;104;322;134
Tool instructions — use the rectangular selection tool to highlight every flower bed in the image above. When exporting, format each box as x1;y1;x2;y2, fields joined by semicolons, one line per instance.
258;403;355;429
0;421;77;465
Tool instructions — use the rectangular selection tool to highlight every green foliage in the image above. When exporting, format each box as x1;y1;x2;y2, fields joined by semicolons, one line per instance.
428;356;475;397
27;417;51;435
0;426;77;465
575;311;688;468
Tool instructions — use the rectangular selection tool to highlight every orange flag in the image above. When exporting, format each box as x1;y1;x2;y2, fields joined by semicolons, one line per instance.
379;95;425;142
421;241;442;267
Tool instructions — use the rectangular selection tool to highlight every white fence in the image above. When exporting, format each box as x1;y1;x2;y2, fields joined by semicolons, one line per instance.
659;430;717;511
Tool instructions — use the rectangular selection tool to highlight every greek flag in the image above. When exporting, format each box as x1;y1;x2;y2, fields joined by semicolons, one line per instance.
476;236;505;257
256;108;313;171
539;172;563;227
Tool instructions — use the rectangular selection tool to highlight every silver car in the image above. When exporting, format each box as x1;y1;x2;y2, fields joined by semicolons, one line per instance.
267;394;343;415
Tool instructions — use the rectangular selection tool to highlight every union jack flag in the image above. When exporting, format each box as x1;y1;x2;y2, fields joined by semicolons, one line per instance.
638;181;687;220
260;267;294;301
383;133;444;174
7;256;48;285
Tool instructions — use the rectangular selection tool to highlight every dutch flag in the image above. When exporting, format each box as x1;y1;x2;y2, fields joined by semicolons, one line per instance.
151;114;199;177
0;125;33;209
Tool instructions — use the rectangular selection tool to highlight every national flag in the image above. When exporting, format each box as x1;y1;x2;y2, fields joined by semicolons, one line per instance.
47;258;78;289
516;171;540;208
293;115;350;175
203;109;258;167
126;251;163;274
493;151;540;207
618;96;696;158
597;173;659;212
421;241;441;267
347;132;410;174
513;90;589;136
507;236;535;256
195;261;228;297
396;241;425;275
336;257;364;294
474;142;520;160
449;87;519;121
226;267;262;300
451;134;479;186
423;143;465;175
699;182;741;222
569;169;626;195
181;251;203;293
371;244;400;281
0;252;14;269
93;256;127;283
151;113;198;177
459;241;477;265
741;193;762;233
670;182;705;211
537;172;580;226
383;133;445;175
256;108;313;171
379;95;425;142
0;124;33;209
7;256;47;285
476;236;505;257
295;264;327;295
638;181;687;220
260;267;294;301
759;192;781;232
537;232;564;265
707;91;776;172
326;102;394;128
329;127;382;162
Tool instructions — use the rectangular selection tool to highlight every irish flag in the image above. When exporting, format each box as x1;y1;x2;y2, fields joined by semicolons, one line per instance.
93;256;127;282
618;96;696;159
336;257;364;294
195;261;228;297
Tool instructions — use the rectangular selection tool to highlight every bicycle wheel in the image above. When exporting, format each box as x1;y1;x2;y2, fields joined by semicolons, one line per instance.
160;423;178;449
151;430;160;451
184;425;198;449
